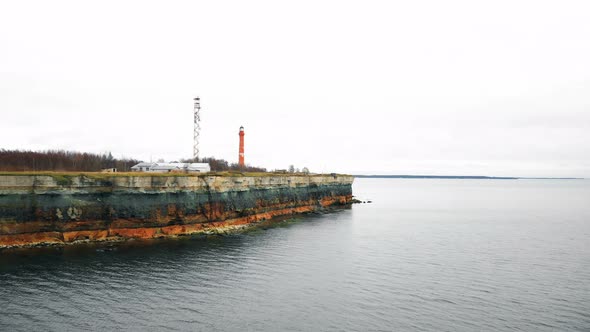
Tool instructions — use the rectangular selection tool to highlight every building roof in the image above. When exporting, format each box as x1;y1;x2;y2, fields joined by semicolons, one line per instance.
149;163;186;171
131;162;211;172
187;163;211;171
131;162;157;169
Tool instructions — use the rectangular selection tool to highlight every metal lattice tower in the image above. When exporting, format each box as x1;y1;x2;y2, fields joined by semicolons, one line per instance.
193;97;201;161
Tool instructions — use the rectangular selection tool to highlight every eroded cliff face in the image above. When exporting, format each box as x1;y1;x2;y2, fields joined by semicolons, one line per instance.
0;174;353;248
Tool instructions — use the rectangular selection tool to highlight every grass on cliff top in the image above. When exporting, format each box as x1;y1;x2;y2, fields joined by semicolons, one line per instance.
0;171;350;180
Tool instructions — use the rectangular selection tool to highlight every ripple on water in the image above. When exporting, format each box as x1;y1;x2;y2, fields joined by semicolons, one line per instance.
1;179;590;331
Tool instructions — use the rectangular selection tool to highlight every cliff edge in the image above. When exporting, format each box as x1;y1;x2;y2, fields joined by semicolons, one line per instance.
0;173;353;248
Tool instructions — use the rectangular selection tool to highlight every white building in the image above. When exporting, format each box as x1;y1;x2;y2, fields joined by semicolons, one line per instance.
149;163;186;173
131;162;210;173
187;163;211;173
130;162;157;172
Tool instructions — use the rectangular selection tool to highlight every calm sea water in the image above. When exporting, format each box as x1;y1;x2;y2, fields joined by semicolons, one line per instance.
1;179;589;331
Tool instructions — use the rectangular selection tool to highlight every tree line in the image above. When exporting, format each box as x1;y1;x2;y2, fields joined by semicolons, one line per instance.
0;149;139;172
181;157;267;173
0;149;267;173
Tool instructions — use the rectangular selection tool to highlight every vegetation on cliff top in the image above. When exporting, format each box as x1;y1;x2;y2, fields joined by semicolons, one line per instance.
0;171;348;181
1;150;319;177
0;149;140;172
0;149;268;173
180;156;267;173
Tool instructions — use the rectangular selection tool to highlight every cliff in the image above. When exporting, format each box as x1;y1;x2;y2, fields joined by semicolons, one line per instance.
0;173;353;248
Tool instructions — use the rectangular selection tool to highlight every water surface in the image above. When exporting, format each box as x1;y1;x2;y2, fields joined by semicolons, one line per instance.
1;179;589;331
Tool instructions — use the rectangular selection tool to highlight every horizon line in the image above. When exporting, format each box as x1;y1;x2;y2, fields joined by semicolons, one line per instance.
352;174;585;180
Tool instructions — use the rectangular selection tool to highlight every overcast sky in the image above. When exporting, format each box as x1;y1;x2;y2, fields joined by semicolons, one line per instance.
1;0;589;177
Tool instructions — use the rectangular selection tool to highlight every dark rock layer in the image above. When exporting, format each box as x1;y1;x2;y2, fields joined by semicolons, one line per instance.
0;174;353;248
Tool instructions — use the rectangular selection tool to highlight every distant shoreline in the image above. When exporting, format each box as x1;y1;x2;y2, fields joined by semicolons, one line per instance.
353;175;584;180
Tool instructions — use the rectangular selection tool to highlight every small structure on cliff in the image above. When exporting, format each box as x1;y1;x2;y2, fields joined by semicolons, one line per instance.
131;162;157;172
149;163;186;173
131;162;210;173
186;163;211;173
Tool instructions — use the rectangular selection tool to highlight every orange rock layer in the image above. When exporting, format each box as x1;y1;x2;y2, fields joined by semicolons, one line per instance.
0;195;351;248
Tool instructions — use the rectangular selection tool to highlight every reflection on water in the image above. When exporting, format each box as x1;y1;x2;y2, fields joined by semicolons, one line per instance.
1;179;589;331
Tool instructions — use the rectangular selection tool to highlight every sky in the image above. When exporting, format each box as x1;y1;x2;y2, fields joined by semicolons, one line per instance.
1;0;589;177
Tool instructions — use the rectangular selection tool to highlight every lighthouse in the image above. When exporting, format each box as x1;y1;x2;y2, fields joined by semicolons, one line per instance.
238;126;245;167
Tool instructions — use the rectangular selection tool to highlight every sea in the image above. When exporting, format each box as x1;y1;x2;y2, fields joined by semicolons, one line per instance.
1;178;589;331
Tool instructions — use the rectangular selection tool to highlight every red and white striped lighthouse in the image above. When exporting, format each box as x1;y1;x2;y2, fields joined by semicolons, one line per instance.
238;126;245;167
